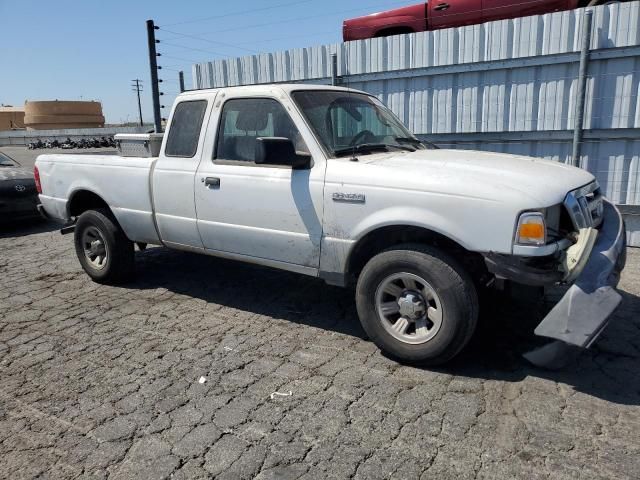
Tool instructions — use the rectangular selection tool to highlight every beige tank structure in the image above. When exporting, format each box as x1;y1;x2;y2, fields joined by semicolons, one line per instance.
24;100;105;130
0;106;26;131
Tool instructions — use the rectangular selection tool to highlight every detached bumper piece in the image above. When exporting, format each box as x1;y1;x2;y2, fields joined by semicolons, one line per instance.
525;200;627;369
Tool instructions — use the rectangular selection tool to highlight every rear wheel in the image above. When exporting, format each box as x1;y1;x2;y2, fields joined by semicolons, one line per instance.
74;209;134;284
355;244;478;365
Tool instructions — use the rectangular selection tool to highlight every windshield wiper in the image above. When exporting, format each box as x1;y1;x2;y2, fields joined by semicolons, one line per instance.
334;143;414;157
395;136;425;146
396;136;439;150
395;136;422;144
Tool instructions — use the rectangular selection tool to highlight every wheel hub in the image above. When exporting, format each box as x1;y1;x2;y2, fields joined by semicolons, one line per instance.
397;292;426;320
89;240;103;256
81;226;108;270
374;272;443;345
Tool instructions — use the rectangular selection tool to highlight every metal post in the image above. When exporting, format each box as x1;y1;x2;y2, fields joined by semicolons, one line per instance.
146;19;163;133
331;54;338;86
179;71;185;93
571;10;593;168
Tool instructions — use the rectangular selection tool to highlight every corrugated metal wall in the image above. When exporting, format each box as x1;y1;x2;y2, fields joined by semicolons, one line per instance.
193;2;640;245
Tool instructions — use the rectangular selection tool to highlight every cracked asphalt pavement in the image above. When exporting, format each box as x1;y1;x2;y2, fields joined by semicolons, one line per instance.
1;221;639;479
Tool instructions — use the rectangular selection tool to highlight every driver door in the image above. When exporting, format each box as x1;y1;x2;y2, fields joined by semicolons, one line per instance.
194;95;325;272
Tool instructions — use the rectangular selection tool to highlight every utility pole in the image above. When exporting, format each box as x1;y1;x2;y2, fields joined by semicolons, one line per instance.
146;19;163;133
131;79;144;126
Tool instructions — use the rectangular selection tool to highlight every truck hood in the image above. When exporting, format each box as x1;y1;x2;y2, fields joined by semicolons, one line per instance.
354;148;595;207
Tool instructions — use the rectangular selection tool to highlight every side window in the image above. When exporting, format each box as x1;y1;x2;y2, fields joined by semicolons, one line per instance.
165;100;207;157
215;98;309;163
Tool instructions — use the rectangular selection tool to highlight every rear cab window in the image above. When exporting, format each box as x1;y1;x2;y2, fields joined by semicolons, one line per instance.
165;100;208;157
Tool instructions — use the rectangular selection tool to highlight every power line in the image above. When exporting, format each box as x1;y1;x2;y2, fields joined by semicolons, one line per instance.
158;1;409;39
158;31;341;65
153;0;410;67
235;29;338;46
160;42;232;59
161;0;315;27
159;54;203;65
159;28;260;54
161;66;186;73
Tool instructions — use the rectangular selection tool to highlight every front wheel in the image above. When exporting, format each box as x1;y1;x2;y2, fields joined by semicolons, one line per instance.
355;244;478;365
74;209;135;284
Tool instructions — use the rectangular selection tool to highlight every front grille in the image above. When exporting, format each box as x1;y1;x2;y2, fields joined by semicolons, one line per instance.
563;181;604;230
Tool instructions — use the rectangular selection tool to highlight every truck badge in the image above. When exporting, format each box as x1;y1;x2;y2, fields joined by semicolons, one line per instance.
332;192;365;203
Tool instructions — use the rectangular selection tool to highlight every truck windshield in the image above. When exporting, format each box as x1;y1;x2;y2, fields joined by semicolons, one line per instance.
292;90;435;157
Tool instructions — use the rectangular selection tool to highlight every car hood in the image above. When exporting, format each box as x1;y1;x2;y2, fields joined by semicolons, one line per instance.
352;148;595;207
0;167;34;182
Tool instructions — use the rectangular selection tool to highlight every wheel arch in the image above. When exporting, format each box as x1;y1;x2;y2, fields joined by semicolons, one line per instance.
67;189;112;219
65;186;161;246
344;224;487;286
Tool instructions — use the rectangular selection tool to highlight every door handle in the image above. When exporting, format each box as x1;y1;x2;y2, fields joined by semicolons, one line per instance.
203;177;220;188
434;3;450;11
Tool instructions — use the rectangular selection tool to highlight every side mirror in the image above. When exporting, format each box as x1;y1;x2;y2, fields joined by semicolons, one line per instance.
255;137;312;169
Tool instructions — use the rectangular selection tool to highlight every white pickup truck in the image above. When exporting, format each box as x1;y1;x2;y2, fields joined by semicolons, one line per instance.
35;84;627;367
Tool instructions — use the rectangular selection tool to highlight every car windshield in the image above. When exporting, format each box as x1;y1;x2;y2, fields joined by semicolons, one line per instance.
292;90;436;158
0;152;19;167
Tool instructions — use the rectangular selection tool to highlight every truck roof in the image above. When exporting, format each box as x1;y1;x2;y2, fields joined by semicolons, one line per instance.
176;83;364;100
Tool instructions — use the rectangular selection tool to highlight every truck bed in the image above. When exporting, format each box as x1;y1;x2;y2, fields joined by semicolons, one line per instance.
36;153;161;244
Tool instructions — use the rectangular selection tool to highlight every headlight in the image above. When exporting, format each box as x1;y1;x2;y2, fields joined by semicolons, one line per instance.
515;212;546;246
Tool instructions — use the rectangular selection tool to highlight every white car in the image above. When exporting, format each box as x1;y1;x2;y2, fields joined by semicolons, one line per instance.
35;85;626;367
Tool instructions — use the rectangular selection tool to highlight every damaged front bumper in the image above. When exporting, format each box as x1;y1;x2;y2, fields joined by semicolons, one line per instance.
487;199;627;368
524;200;626;367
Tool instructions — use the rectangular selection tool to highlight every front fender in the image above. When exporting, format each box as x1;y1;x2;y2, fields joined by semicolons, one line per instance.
319;202;508;285
349;205;475;251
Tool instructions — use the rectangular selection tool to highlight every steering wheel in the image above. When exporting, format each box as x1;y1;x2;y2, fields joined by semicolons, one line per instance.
349;130;375;147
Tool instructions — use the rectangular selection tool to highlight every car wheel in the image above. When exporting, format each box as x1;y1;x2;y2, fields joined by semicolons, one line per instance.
74;209;134;284
355;244;478;365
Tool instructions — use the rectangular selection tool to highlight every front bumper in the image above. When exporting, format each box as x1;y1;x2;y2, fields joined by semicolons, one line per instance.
525;199;627;367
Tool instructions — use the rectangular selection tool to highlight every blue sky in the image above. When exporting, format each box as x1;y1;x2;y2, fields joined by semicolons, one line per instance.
0;0;408;123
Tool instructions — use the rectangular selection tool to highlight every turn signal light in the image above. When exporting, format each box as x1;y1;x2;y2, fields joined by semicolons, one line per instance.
516;213;546;246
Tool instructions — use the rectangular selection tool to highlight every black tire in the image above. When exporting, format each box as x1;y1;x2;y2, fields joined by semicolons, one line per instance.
355;244;478;365
74;209;135;284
